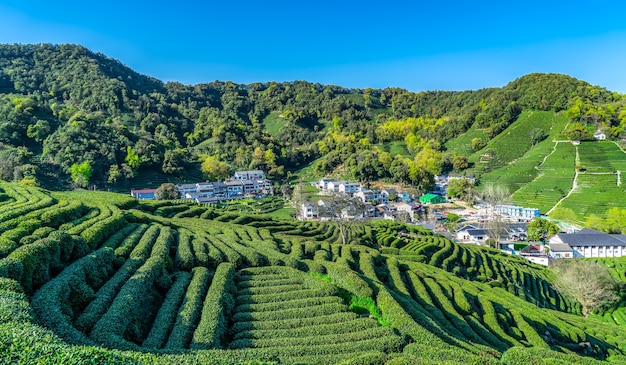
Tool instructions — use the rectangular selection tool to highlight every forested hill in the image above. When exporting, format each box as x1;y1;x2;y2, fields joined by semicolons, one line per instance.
0;43;623;190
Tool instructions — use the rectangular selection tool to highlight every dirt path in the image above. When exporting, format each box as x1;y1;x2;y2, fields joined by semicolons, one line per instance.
546;145;579;215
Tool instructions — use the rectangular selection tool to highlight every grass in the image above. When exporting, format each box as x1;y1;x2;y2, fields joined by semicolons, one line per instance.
445;123;488;158
559;173;626;223
578;141;626;172
266;207;296;220
478;112;569;194
374;141;411;158
509;142;576;214
261;111;285;138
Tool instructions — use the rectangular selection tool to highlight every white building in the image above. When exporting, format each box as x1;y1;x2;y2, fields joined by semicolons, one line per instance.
233;170;265;180
300;202;319;220
593;131;607;141
339;182;361;195
549;228;626;258
326;180;345;192
494;204;540;219
395;202;421;222
317;178;340;191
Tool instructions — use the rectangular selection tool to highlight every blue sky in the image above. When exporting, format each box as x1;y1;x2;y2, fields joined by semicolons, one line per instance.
1;1;626;92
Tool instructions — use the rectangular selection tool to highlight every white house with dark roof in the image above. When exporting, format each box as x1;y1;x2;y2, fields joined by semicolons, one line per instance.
176;183;199;196
549;228;626;258
339;182;361;195
233;170;265;180
381;189;398;203
300;201;319;220
326;180;345;192
317;178;340;191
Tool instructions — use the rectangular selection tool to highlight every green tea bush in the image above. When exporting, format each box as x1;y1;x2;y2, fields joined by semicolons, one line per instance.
190;262;236;350
142;271;192;349
165;266;213;349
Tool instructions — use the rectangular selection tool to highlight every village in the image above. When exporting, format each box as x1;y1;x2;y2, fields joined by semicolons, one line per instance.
129;170;626;266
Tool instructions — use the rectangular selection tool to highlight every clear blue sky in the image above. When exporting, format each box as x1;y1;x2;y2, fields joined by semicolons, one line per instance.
1;1;626;92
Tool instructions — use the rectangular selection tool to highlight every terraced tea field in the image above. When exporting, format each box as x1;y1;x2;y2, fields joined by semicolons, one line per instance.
1;182;626;364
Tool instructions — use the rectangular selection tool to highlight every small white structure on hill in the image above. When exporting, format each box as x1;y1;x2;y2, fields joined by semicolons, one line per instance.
593;131;606;141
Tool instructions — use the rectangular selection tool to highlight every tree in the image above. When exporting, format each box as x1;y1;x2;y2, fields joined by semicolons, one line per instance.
527;217;560;241
452;154;469;171
26;119;50;142
156;183;179;200
162;148;187;176
530;128;547;145
564;123;593;141
125;146;140;170
447;178;475;203
481;184;510;244
552;260;617;316
471;137;485;151
318;192;365;245
200;154;229;181
70;161;92;188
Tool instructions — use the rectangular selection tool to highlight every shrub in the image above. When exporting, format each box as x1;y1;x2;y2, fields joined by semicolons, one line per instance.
190;262;236;349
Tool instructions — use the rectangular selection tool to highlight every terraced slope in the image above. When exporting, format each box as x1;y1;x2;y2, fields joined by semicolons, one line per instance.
1;183;626;364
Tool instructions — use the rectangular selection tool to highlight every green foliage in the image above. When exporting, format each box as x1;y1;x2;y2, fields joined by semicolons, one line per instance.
2;182;626;363
527;218;560;241
155;182;180;200
69;161;92;188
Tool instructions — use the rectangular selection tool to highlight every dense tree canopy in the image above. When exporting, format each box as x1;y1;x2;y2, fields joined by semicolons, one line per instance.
0;43;623;192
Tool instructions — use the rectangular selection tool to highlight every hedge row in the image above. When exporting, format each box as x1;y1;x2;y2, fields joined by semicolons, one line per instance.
75;227;157;333
0;231;89;294
233;316;379;341
40;200;87;227
215;235;265;267
237;283;306;297
175;229;194;270
237;239;287;266
80;208;128;248
112;224;150;259
229;335;404;358
18;226;55;246
206;236;242;267
322;261;373;298
230;311;358;335
237;276;301;288
90;255;170;350
232;302;347;323
235;295;344;314
190;262;236;350
99;224;140;250
30;247;116;345
229;325;398;349
142;271;192;349
165;266;213;349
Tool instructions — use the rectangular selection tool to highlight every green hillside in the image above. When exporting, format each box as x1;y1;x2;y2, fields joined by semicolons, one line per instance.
2;184;626;364
2;43;626;227
0;44;623;189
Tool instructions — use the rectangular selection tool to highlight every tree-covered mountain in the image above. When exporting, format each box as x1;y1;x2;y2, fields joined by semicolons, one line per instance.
0;43;624;192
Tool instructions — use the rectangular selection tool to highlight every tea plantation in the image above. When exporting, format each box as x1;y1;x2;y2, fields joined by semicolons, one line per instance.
1;182;626;364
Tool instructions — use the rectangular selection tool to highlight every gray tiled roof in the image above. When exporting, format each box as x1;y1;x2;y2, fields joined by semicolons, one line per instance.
555;233;626;247
549;243;573;252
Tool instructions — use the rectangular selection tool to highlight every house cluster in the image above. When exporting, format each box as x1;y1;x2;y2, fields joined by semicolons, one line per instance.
455;222;626;266
130;170;273;203
455;223;529;245
301;178;423;221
